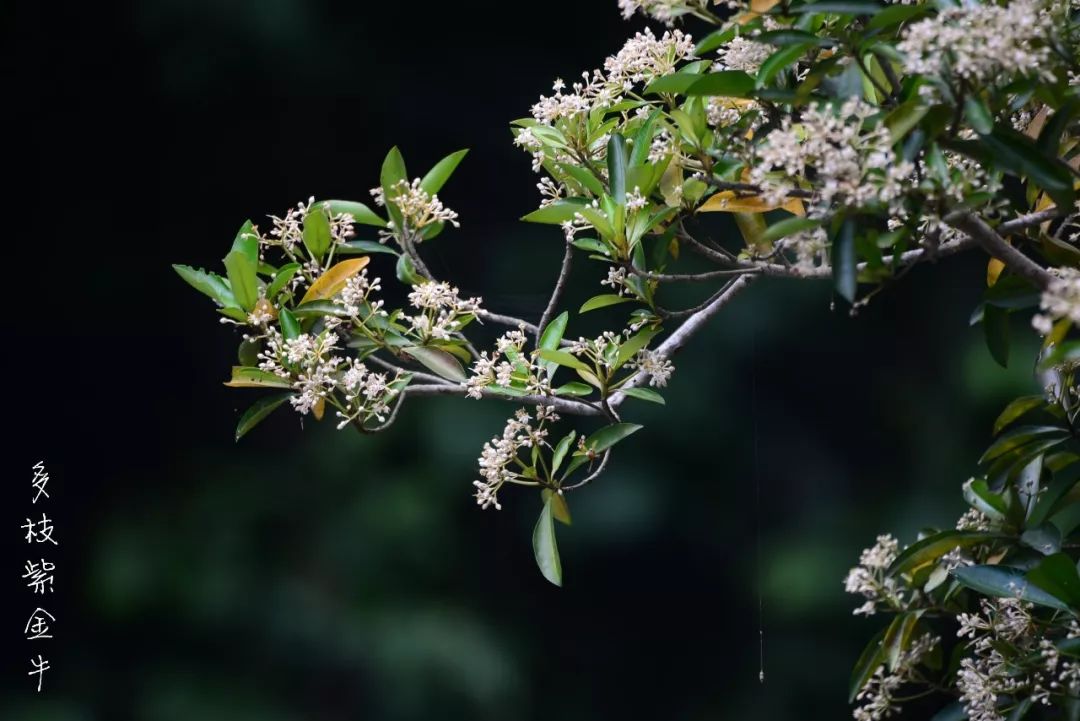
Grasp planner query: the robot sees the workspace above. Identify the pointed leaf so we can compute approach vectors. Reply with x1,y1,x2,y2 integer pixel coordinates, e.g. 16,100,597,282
420,149,468,195
321,199,387,228
300,257,371,304
403,346,467,383
533,497,563,587
235,392,293,441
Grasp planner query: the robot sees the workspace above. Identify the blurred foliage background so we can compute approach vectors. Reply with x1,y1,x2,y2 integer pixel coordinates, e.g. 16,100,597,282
2,1,1045,719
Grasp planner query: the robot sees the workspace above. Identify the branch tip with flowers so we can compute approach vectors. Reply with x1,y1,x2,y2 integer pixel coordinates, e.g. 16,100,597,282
178,0,1080,648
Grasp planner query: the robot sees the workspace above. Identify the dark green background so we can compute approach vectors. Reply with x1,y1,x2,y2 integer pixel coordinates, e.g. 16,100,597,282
4,1,1039,719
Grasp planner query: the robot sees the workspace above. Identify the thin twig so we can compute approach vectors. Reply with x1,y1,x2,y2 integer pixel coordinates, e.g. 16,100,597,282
561,449,611,491
367,355,452,386
626,263,754,283
404,383,603,416
536,240,575,345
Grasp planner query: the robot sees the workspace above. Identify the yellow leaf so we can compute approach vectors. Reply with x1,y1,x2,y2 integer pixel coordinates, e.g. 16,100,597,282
732,0,779,21
313,397,325,421
300,257,370,305
668,237,680,260
698,191,806,217
987,258,1005,287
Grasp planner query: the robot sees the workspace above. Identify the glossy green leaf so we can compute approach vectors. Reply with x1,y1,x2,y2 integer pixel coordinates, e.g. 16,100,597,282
643,73,703,96
952,565,1072,611
980,426,1069,464
554,382,594,397
964,96,994,135
551,430,577,475
380,146,408,191
522,199,588,224
396,253,425,286
761,217,822,245
756,44,812,89
887,530,1005,575
322,199,387,228
539,349,592,373
403,346,467,383
224,366,293,389
230,220,259,263
420,148,468,195
614,328,659,370
235,392,293,441
292,300,351,319
337,240,399,256
832,218,857,303
685,71,756,97
533,496,563,587
302,208,332,261
580,294,634,313
582,423,643,453
1020,524,1062,556
1027,552,1080,607
279,308,301,340
173,265,235,308
265,263,301,300
542,488,572,526
223,249,258,312
607,133,628,205
849,626,887,702
620,387,665,405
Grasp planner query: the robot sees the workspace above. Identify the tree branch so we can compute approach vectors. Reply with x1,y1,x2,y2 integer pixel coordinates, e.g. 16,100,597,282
404,383,602,416
536,240,575,344
945,211,1053,290
611,274,756,405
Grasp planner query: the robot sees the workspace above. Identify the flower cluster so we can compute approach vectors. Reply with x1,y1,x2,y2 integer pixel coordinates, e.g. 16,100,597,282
628,349,674,388
898,0,1057,85
854,634,940,721
261,197,355,253
371,179,460,239
259,330,343,415
529,28,694,127
334,358,400,430
777,226,828,273
465,328,553,400
337,269,387,318
617,0,712,24
474,405,559,510
1033,267,1080,335
843,534,906,617
751,98,914,215
400,280,482,343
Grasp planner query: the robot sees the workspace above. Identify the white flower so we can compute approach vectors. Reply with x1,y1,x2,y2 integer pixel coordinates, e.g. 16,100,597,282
617,0,711,24
1033,267,1080,334
715,35,772,74
631,349,674,388
898,0,1057,85
751,97,914,214
371,179,460,236
473,408,552,510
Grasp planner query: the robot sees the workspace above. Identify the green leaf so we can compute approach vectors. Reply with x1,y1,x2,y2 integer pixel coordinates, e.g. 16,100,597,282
538,349,592,373
983,303,1010,368
173,265,236,308
265,263,301,300
559,163,605,197
396,253,425,286
1027,552,1080,607
337,240,398,256
533,496,563,587
230,220,259,263
980,426,1069,464
403,346,467,383
540,311,569,352
980,127,1076,211
380,146,408,192
582,423,643,453
580,294,633,313
790,0,882,13
761,217,822,245
607,133,628,205
952,564,1072,611
1030,466,1080,527
866,3,928,30
224,366,293,389
614,328,659,370
964,96,994,135
884,100,929,143
1020,524,1062,556
542,488,572,526
643,73,704,96
279,308,301,340
849,626,887,702
993,395,1045,435
521,199,588,225
302,208,332,261
756,44,812,89
235,392,293,441
620,387,665,405
292,300,351,319
420,149,468,195
685,71,756,97
832,218,857,303
554,382,594,396
963,478,1009,521
551,431,577,475
887,530,1005,576
223,249,259,312
321,199,387,228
